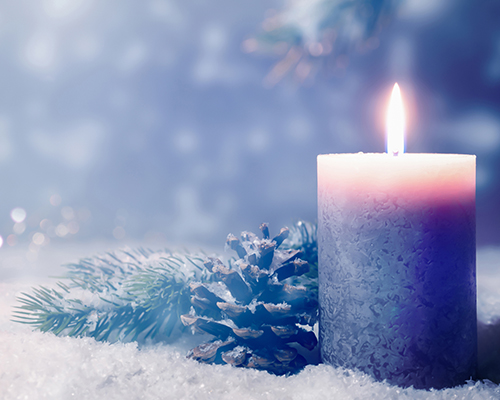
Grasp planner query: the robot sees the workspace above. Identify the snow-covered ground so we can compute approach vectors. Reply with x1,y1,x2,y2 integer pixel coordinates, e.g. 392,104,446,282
1,245,500,400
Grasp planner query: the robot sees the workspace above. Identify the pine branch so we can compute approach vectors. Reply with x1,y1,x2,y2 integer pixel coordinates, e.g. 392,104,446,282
12,248,207,342
248,0,402,84
282,221,318,294
258,0,400,49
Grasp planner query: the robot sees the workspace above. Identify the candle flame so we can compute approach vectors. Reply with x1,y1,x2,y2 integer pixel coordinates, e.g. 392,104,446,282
386,83,405,156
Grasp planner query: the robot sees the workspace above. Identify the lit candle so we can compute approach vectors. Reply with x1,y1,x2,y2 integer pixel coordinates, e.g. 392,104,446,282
317,84,476,389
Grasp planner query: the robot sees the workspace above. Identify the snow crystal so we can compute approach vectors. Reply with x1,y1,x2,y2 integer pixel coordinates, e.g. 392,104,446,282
268,302,291,310
205,281,236,304
246,298,264,313
223,345,248,358
1,328,499,400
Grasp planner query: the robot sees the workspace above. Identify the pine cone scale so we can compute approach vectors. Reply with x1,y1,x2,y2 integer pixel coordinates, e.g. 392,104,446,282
233,328,264,340
221,346,248,366
212,264,253,304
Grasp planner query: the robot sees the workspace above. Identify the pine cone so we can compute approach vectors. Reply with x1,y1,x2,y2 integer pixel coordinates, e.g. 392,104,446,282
181,224,318,375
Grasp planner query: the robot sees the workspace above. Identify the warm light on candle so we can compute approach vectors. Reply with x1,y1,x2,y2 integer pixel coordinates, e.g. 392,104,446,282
386,83,405,156
318,82,477,389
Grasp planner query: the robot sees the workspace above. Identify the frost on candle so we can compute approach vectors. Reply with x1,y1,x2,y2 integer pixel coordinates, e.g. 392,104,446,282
317,85,476,389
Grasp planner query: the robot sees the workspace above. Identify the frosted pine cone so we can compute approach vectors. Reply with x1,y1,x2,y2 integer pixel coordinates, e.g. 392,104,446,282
181,224,318,375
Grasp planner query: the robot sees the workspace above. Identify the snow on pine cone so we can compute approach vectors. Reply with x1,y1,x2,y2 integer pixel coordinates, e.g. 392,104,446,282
181,223,318,375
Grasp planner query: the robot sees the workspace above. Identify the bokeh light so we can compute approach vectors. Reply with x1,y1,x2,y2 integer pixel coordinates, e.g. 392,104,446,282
13,223,26,235
10,208,27,224
6,234,17,246
32,232,46,246
50,194,62,207
55,224,69,238
61,207,75,221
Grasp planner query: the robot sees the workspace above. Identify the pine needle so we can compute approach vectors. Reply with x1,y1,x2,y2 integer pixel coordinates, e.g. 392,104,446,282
12,247,206,342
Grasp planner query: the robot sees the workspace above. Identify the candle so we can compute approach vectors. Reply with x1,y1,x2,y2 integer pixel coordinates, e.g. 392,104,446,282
317,84,476,389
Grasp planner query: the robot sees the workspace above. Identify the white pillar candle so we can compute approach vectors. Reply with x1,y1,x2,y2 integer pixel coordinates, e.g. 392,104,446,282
317,85,476,389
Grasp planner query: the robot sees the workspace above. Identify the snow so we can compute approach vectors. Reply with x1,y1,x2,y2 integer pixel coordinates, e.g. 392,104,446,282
1,245,500,399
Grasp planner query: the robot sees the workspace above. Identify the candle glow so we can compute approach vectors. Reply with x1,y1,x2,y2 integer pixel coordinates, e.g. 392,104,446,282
386,83,405,155
317,83,476,389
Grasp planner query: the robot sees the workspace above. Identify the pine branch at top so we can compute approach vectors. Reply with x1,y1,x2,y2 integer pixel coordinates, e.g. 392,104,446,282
246,0,402,84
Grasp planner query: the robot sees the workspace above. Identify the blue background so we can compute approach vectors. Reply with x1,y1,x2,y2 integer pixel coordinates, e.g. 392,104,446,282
0,0,499,249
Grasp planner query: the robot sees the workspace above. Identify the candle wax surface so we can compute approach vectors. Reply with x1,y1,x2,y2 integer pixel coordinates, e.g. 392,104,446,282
317,153,476,389
318,153,475,204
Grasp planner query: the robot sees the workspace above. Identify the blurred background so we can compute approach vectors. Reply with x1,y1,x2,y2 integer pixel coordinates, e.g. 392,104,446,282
0,0,499,258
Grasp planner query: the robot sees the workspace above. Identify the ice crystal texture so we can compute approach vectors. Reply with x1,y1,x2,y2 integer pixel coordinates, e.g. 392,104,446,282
318,185,476,389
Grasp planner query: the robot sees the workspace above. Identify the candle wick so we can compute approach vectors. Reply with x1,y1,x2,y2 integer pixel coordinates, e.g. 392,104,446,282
391,151,400,157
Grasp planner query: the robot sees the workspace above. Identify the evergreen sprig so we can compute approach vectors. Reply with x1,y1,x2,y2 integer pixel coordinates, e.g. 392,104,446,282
282,220,318,294
13,248,206,342
13,221,319,343
248,0,402,84
257,0,400,51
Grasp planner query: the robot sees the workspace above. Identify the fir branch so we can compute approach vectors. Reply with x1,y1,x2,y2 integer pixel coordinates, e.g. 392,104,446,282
258,0,400,51
249,0,402,84
282,221,318,294
12,248,206,342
